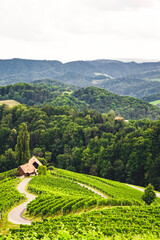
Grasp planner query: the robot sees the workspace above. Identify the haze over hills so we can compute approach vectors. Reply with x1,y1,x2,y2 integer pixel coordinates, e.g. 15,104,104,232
1,58,160,99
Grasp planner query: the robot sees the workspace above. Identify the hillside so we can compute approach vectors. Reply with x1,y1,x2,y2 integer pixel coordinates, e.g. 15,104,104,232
1,168,160,239
1,58,160,99
73,87,160,120
0,100,20,108
96,76,160,98
0,81,160,120
142,92,160,106
1,102,160,190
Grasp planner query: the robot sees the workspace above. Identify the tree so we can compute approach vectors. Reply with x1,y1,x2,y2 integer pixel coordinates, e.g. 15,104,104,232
38,165,47,175
15,123,30,165
142,184,156,205
0,148,16,172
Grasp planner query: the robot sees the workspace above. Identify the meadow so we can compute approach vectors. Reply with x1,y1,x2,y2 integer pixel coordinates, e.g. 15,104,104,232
150,99,160,106
0,100,20,107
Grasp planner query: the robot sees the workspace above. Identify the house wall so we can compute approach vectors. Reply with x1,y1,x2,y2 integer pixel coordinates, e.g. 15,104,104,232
17,167,25,176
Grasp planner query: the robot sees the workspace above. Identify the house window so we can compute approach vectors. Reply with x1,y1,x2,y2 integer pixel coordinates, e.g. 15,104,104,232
33,162,39,169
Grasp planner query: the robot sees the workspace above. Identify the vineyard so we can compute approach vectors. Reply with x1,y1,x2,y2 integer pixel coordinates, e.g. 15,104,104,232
8,206,160,239
28,175,98,197
51,168,155,203
0,169,18,181
27,175,101,217
0,178,24,219
1,168,160,239
26,173,144,218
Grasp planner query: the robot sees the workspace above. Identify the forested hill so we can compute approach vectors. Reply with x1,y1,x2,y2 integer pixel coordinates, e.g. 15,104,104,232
1,102,160,190
0,81,160,120
1,58,160,99
73,87,160,120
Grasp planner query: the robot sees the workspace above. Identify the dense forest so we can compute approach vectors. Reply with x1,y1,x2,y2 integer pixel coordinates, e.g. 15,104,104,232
1,102,160,191
0,81,160,120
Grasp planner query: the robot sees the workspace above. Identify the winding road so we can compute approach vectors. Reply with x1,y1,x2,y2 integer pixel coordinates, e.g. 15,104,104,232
8,177,160,226
77,182,108,199
8,178,35,225
126,184,160,198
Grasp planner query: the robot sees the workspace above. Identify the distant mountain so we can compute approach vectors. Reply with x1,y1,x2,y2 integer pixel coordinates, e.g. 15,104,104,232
1,58,160,98
114,58,160,63
142,92,160,103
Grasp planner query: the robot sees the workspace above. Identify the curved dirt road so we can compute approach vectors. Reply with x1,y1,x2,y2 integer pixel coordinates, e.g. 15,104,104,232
8,178,36,225
126,184,160,198
77,182,108,199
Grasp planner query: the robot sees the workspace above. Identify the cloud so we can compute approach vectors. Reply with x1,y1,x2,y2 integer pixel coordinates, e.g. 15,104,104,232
0,0,159,42
0,0,160,61
81,0,157,11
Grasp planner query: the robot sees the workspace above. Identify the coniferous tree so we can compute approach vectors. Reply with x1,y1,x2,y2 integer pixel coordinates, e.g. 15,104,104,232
15,123,30,165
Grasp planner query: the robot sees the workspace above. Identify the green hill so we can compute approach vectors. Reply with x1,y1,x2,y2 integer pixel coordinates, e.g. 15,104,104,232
1,168,160,239
1,96,160,189
0,81,160,120
1,58,160,99
73,86,160,120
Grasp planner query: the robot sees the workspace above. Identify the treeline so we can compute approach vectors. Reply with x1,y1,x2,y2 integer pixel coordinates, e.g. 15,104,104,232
0,81,160,120
1,103,160,190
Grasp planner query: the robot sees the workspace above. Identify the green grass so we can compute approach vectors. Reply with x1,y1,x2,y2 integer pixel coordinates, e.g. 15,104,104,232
150,78,160,82
150,99,160,105
0,100,20,107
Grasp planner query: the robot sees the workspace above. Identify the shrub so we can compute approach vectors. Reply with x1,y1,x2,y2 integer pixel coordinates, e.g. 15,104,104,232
142,184,156,205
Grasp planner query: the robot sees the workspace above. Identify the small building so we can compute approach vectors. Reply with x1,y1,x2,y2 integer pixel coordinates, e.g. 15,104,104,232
115,117,124,121
17,156,42,177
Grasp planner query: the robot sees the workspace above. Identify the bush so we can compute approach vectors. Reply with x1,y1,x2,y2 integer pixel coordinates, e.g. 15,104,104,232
38,165,47,175
142,184,156,205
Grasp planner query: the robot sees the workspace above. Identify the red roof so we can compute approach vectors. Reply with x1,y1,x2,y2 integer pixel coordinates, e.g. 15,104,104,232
29,156,42,166
19,156,42,174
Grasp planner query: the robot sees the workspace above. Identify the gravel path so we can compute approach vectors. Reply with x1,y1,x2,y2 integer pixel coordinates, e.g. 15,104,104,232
8,178,36,225
126,184,160,198
77,182,108,198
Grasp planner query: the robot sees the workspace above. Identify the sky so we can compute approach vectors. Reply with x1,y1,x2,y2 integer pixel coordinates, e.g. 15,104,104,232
0,0,160,62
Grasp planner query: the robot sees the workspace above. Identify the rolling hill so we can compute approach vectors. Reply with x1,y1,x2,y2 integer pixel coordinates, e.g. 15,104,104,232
0,81,160,120
72,87,160,120
1,58,160,99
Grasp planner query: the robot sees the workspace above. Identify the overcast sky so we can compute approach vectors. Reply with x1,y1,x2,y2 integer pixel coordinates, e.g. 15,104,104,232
0,0,160,62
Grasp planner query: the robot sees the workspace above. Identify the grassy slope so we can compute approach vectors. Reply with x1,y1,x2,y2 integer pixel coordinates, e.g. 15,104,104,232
0,100,20,107
150,99,160,105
